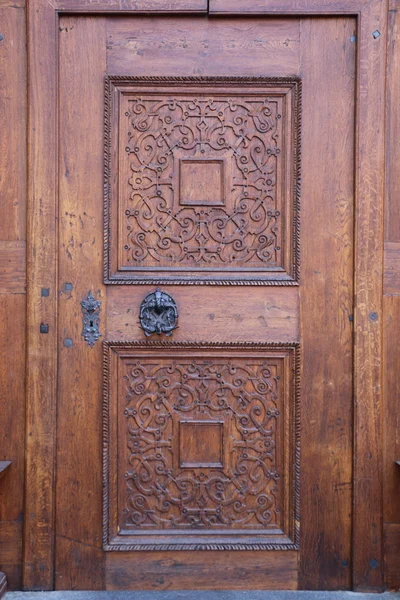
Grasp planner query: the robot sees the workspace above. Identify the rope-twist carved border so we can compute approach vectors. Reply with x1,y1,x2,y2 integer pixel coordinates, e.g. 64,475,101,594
103,76,302,286
103,340,300,551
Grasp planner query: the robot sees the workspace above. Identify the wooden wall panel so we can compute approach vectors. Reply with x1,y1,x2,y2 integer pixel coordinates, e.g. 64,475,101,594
299,17,355,590
106,551,298,590
55,16,107,590
383,6,400,592
383,295,400,590
0,2,26,592
385,9,400,243
107,17,300,76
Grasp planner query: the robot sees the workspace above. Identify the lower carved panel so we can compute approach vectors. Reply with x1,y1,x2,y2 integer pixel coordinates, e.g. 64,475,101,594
104,341,299,550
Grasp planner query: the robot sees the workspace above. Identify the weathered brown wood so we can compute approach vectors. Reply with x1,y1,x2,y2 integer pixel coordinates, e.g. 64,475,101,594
106,76,300,285
23,0,57,590
0,5,27,591
298,17,355,591
384,523,400,590
0,6,26,241
56,0,207,12
106,17,300,76
0,296,25,590
22,0,390,593
55,16,107,590
107,286,299,342
385,8,400,242
0,242,26,294
384,242,400,294
352,0,387,591
55,537,104,591
106,550,298,590
0,522,22,589
209,0,366,14
104,342,299,551
383,295,400,525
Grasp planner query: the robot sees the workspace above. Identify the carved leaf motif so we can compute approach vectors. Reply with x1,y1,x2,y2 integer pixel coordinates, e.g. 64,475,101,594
123,94,282,268
122,358,282,530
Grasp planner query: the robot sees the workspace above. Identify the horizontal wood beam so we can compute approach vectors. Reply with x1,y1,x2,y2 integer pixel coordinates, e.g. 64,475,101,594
208,0,367,15
55,0,207,12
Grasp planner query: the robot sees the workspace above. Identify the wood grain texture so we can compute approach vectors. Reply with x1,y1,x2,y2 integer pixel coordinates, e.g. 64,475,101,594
384,523,400,590
385,9,400,242
23,0,57,590
0,4,27,591
106,17,300,77
107,286,299,342
383,296,400,525
104,342,299,551
0,522,22,589
0,242,26,294
384,242,400,294
352,0,388,591
105,550,298,590
55,537,104,591
299,17,355,590
105,76,300,285
55,16,107,591
209,0,367,14
0,296,25,590
56,0,207,12
0,5,26,241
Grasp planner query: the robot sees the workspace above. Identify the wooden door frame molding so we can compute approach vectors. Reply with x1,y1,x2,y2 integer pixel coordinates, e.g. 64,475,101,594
25,0,387,592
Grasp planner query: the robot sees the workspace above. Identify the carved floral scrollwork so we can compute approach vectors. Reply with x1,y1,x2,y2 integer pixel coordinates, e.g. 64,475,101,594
122,358,282,530
123,94,282,268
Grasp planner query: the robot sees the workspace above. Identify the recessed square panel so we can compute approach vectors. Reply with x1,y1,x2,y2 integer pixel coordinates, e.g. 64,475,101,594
179,160,225,206
179,420,224,468
105,76,301,284
103,342,300,551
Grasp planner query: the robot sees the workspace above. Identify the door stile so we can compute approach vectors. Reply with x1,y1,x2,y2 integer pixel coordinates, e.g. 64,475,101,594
24,0,58,590
352,0,388,591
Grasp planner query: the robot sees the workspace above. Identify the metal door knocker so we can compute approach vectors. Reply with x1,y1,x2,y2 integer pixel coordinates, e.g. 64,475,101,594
139,288,178,337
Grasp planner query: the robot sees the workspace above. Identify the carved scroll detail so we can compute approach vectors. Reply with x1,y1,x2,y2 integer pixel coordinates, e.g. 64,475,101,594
103,341,300,551
104,77,301,285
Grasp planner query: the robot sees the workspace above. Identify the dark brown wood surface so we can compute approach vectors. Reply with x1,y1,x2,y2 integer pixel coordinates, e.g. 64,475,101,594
382,5,400,591
53,11,356,591
299,16,355,590
0,0,394,593
0,0,26,590
24,0,58,589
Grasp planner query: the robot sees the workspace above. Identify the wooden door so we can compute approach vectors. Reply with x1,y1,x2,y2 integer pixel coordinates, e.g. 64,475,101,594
53,13,357,590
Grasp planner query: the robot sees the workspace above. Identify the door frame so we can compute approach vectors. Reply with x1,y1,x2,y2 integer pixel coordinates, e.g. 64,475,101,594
24,0,387,591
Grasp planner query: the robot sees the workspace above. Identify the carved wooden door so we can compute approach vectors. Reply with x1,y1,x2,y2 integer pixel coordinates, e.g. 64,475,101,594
56,14,355,590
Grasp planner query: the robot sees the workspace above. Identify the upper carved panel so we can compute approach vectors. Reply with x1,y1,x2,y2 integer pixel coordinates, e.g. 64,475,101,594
104,77,301,285
103,341,300,550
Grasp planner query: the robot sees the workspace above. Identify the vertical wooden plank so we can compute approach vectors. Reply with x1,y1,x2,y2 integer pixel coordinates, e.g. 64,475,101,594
383,295,400,525
0,4,26,241
353,0,388,592
0,2,27,590
55,15,106,590
299,17,355,590
385,9,400,242
23,0,57,590
383,295,400,590
0,297,26,589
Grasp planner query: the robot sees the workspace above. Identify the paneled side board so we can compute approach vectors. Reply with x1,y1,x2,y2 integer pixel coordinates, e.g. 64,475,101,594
0,0,27,591
383,5,400,590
